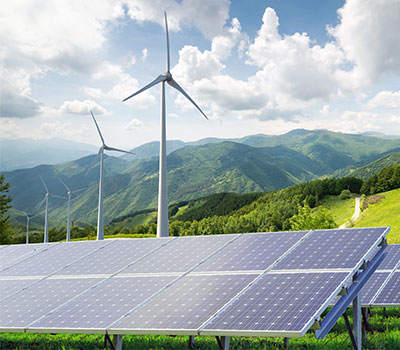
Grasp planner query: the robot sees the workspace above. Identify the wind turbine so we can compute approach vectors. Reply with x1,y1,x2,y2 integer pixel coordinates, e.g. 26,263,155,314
123,12,208,237
89,110,134,240
59,178,86,242
39,176,65,243
24,212,40,244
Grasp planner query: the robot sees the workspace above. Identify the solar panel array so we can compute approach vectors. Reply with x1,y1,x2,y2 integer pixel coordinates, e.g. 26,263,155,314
0,227,388,338
361,244,400,307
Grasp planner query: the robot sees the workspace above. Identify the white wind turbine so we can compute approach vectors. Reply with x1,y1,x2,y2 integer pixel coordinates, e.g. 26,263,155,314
123,12,208,237
89,110,134,240
59,178,86,242
39,176,65,243
24,212,40,244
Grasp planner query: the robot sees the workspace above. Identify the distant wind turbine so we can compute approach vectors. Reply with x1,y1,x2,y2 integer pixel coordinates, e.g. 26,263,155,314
59,178,86,242
39,176,65,243
123,12,208,237
89,110,134,240
24,212,40,244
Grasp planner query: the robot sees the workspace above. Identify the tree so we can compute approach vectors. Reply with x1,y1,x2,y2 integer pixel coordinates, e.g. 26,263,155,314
289,202,336,231
0,175,13,244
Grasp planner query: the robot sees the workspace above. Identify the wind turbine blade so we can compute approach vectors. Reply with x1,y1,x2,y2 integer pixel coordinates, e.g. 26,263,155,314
71,187,87,194
40,176,49,193
36,197,46,210
123,74,166,102
167,78,209,120
164,11,170,72
58,177,70,192
49,194,67,200
90,110,106,146
105,146,135,155
85,148,102,176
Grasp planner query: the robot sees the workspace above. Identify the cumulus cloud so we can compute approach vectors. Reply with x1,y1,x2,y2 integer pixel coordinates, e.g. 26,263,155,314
83,87,106,99
0,89,41,118
329,0,400,88
60,100,108,115
366,90,400,110
124,118,143,130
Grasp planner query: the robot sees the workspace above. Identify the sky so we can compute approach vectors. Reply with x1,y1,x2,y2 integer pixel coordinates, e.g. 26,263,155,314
1,0,400,150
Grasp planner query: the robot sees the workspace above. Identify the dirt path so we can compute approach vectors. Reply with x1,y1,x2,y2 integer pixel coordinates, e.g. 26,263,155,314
339,196,361,229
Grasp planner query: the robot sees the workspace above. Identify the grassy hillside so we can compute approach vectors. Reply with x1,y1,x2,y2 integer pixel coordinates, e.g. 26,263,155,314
354,188,400,243
319,195,356,227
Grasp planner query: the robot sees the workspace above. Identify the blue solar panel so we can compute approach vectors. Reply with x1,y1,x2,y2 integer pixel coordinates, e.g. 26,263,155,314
111,274,257,333
119,234,236,274
0,278,41,301
202,272,348,335
193,231,307,272
373,271,400,306
376,244,400,270
0,277,101,329
272,228,387,270
0,241,109,277
29,275,176,331
55,238,171,276
361,272,390,305
0,243,54,271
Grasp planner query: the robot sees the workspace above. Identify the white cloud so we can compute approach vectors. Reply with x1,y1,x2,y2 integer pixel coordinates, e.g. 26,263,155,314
125,118,143,130
366,90,400,110
83,87,106,99
328,0,400,88
142,48,148,61
125,0,230,39
60,100,108,115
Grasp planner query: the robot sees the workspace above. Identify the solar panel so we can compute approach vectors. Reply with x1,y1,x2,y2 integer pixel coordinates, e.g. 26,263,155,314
201,272,348,336
0,277,101,330
272,228,387,270
193,231,307,272
55,238,172,276
0,243,55,271
375,244,400,270
0,278,41,301
361,272,391,305
28,275,176,332
0,241,110,277
119,234,236,274
373,271,400,306
110,274,257,334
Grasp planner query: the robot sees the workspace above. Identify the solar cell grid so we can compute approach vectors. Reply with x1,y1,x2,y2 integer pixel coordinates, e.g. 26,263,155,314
119,234,236,274
361,272,390,305
111,274,257,332
0,243,54,271
55,238,171,276
0,241,109,277
193,231,307,272
373,271,400,306
202,272,348,335
375,244,400,270
272,228,387,270
0,277,101,329
0,278,41,301
29,275,176,331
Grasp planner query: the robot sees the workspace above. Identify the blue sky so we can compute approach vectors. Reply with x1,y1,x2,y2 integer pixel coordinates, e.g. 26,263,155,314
1,0,400,150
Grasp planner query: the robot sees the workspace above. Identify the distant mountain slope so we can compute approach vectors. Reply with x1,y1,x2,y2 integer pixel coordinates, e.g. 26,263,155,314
0,138,98,171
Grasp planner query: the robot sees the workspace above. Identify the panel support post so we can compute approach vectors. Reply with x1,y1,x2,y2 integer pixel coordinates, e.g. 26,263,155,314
352,293,361,350
362,307,369,342
188,335,195,349
112,334,123,350
222,336,230,350
284,337,289,349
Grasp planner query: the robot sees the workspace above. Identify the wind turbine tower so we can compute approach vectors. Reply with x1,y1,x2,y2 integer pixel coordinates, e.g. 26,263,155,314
59,178,86,242
123,12,208,237
90,111,134,240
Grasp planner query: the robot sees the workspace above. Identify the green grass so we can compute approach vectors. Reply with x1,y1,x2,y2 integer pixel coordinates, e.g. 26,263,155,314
354,188,400,244
0,308,399,349
71,233,156,241
319,195,356,227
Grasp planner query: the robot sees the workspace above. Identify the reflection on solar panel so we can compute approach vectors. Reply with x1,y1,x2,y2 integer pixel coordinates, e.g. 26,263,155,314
272,228,384,270
202,272,348,336
111,274,257,333
29,276,176,332
120,234,236,274
193,231,307,272
0,241,109,277
0,227,388,342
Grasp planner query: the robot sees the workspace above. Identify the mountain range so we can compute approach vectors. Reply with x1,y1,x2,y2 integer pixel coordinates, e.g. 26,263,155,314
4,129,400,227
